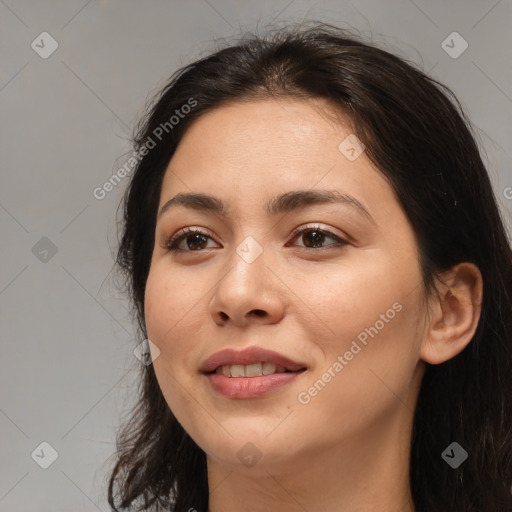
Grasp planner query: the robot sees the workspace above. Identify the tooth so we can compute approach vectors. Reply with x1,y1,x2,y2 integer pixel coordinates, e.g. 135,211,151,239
213,362,290,378
245,363,263,377
230,364,245,378
262,362,277,375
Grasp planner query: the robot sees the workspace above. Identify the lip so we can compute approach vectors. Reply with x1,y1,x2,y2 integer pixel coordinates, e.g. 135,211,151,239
200,347,308,399
205,372,305,399
199,346,307,374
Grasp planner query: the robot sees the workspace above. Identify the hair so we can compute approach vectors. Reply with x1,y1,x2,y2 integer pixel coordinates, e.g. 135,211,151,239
107,21,512,512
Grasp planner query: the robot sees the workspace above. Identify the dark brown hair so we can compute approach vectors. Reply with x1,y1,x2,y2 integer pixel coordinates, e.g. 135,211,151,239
108,22,512,511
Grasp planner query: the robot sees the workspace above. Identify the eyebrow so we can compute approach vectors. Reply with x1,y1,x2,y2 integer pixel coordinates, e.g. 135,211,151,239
157,189,375,224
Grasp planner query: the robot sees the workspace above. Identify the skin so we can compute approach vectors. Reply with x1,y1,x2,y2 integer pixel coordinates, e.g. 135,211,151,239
144,98,483,512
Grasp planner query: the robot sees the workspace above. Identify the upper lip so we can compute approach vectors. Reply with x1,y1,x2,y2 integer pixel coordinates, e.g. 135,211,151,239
200,347,307,374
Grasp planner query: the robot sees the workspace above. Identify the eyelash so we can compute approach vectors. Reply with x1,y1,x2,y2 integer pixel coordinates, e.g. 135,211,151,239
164,225,348,252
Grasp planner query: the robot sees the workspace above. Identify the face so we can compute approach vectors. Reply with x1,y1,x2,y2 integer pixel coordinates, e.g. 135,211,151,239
144,98,428,475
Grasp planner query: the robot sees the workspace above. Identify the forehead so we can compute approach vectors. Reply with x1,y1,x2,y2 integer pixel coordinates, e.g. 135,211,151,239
172,97,354,161
160,98,393,221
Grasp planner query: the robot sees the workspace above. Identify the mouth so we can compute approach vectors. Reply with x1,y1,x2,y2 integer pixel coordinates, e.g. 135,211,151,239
209,362,307,378
200,346,308,399
200,346,308,376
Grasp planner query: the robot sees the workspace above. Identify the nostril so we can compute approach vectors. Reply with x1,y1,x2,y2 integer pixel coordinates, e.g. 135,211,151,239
219,312,229,320
252,309,266,317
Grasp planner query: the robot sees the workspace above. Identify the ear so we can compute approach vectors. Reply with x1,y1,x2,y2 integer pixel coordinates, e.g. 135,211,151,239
420,262,483,365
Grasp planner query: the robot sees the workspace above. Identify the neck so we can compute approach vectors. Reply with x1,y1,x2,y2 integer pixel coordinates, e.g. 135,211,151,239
206,401,416,512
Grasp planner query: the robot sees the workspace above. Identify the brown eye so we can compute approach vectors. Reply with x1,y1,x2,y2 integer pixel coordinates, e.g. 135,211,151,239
165,228,219,252
290,226,348,249
301,229,326,248
182,233,209,250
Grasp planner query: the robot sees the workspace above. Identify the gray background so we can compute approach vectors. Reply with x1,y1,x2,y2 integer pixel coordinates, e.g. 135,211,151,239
1,1,511,510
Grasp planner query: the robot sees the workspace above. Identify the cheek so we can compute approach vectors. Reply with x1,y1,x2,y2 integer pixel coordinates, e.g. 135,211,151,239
144,276,194,416
290,260,422,394
144,264,205,343
144,264,213,390
290,298,421,445
144,267,209,424
288,262,404,347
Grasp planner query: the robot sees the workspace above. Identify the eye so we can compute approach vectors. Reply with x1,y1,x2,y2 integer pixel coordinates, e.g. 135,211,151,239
164,224,348,253
288,225,348,250
164,227,220,252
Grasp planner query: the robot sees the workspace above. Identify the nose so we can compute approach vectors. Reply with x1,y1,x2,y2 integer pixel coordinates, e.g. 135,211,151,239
208,244,286,327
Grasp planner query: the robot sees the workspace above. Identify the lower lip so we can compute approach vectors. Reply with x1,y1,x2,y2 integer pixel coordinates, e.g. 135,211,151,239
205,371,304,399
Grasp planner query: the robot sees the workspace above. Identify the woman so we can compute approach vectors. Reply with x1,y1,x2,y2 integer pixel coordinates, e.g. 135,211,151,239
107,22,512,512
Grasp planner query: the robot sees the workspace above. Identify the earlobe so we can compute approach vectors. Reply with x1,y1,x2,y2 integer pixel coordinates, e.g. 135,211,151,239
420,263,483,365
